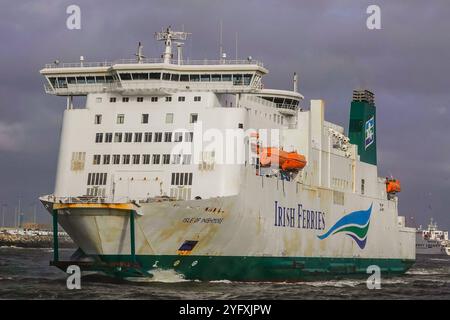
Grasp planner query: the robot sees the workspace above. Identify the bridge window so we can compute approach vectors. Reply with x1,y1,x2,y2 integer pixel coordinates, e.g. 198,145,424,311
120,73,132,81
243,74,252,85
222,74,232,82
189,74,200,82
95,76,105,83
67,77,76,84
132,73,148,80
149,72,161,80
200,74,210,82
171,74,180,81
105,76,113,83
76,76,86,84
86,76,95,84
180,74,189,82
233,74,243,85
162,73,171,80
211,74,221,82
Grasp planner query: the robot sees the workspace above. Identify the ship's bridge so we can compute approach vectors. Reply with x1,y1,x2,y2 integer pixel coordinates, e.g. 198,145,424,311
247,89,303,116
40,27,270,96
40,59,267,96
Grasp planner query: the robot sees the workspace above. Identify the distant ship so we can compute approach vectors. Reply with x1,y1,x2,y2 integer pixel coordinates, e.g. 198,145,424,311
416,218,450,256
39,27,415,281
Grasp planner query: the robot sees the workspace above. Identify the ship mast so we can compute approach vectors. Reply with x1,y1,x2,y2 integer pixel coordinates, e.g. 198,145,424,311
155,26,190,64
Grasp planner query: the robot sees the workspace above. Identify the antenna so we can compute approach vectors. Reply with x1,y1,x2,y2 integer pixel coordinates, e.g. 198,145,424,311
155,26,191,64
175,42,184,65
235,32,238,60
135,41,146,63
219,20,223,61
293,72,298,92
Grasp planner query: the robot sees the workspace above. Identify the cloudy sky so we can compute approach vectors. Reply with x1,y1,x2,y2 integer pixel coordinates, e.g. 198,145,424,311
0,0,449,229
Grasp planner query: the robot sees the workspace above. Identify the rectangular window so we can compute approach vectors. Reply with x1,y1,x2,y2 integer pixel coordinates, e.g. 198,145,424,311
165,113,174,124
185,132,193,142
200,74,210,82
171,74,180,81
162,73,171,81
165,96,172,102
211,74,221,82
104,132,111,143
164,132,172,142
149,72,161,80
180,74,189,82
154,132,162,142
178,96,185,102
142,114,149,124
125,132,133,143
96,97,102,103
134,132,142,142
144,132,152,142
95,133,103,143
122,97,129,103
222,74,232,82
95,114,102,124
190,74,200,82
194,96,201,102
110,97,116,103
152,154,160,164
172,154,181,165
190,113,198,123
122,154,130,164
170,172,193,185
174,132,183,142
114,132,122,143
162,154,170,164
361,179,365,195
182,154,192,165
132,154,140,165
151,97,158,102
137,97,144,102
113,154,120,164
143,154,151,164
117,114,125,124
103,155,110,165
93,155,101,165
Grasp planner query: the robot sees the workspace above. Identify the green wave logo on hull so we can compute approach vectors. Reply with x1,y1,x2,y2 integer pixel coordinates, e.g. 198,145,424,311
317,204,372,249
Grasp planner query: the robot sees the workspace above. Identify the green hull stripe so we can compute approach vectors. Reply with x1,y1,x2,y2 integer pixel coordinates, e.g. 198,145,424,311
96,254,415,281
333,223,370,239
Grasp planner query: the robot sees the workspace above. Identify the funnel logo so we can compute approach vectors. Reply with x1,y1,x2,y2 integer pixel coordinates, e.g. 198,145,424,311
317,204,372,249
365,116,375,149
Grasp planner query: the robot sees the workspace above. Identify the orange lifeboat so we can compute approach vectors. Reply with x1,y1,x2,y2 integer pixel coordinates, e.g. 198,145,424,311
386,178,401,193
260,147,307,171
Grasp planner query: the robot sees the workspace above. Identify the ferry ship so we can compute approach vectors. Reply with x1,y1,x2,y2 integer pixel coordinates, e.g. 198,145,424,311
416,218,450,256
39,27,415,281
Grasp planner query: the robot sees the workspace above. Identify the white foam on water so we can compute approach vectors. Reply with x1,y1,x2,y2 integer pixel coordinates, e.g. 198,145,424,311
209,280,233,284
303,280,363,288
406,268,442,275
125,268,191,283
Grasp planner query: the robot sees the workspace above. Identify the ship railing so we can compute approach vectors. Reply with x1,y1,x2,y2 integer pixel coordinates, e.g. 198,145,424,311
245,95,299,112
44,58,264,69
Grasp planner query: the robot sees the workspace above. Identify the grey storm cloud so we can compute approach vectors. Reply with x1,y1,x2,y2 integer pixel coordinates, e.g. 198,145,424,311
0,0,449,229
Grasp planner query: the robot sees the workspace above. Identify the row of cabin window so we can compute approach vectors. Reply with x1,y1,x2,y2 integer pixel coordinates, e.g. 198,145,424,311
92,154,192,165
95,113,198,125
87,172,107,186
95,131,193,143
119,73,253,85
171,172,193,186
49,73,252,88
101,96,200,104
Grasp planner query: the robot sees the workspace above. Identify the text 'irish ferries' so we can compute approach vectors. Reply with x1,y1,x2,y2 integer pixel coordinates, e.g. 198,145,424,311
274,201,326,230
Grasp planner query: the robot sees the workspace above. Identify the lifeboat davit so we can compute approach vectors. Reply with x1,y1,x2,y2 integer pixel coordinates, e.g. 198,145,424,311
386,178,401,193
259,147,307,171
